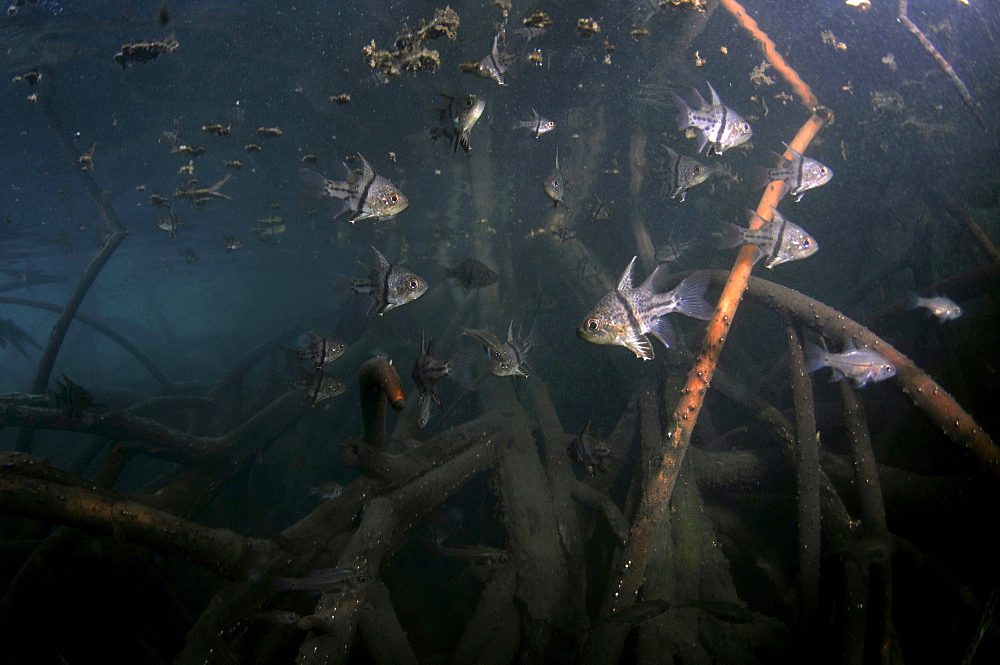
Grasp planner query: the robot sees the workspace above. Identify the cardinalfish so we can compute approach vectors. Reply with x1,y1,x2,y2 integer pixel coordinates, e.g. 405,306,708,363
512,108,555,138
717,208,818,269
299,154,408,222
344,246,429,316
907,294,962,322
577,259,714,360
294,371,346,407
287,332,347,371
445,257,497,290
310,480,345,500
468,26,544,85
671,81,752,155
411,331,478,428
648,145,711,202
752,142,833,202
463,321,536,378
566,423,615,476
543,148,568,209
804,338,896,388
429,94,486,153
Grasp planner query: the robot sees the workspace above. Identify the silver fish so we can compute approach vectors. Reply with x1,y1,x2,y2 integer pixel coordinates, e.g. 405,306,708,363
648,145,711,202
253,610,302,626
671,81,752,155
577,259,714,360
543,148,568,209
655,238,693,263
907,294,962,322
464,321,535,378
299,154,408,222
718,208,818,269
156,212,181,237
804,339,896,388
430,93,486,153
474,27,542,85
752,142,833,202
269,568,370,594
294,371,346,407
411,331,476,428
513,108,555,138
566,423,615,476
310,480,345,500
290,332,347,370
349,246,428,315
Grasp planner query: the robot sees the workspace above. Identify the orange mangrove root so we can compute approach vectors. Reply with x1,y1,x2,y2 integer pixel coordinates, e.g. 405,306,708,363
359,356,406,447
718,0,819,110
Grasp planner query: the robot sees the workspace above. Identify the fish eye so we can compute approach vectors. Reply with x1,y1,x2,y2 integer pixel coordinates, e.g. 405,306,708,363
740,123,750,133
464,98,474,107
388,194,399,204
492,350,502,359
586,319,600,331
802,239,811,248
819,167,828,175
357,574,370,584
407,279,419,290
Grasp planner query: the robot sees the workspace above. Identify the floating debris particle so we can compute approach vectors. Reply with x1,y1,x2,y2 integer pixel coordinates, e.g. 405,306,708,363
114,36,179,68
871,90,904,113
881,53,897,71
631,26,649,42
171,144,206,157
845,0,871,10
225,159,243,169
245,143,262,153
78,144,95,171
362,7,459,81
329,93,351,104
257,126,283,139
178,160,194,176
12,69,41,86
150,192,171,208
523,10,552,29
577,18,600,38
694,51,706,67
201,122,231,136
301,154,319,164
820,30,847,52
750,60,775,86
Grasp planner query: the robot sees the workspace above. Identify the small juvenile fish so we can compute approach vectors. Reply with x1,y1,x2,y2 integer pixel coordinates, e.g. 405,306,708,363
445,257,497,290
299,154,408,222
348,246,429,315
464,321,535,378
294,371,346,407
543,148,568,209
655,239,693,263
310,480,345,500
804,339,896,388
566,423,615,476
290,332,347,370
411,332,478,428
671,81,752,155
718,208,818,269
907,294,962,322
220,235,243,253
156,212,181,237
752,142,833,202
253,610,302,626
512,108,555,138
472,27,542,85
648,145,710,202
577,259,714,360
429,94,486,153
269,568,369,594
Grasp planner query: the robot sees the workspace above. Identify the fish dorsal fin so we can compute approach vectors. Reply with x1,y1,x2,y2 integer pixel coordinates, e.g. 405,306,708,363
617,256,638,292
639,264,671,293
690,88,708,110
781,141,803,162
768,206,789,226
554,147,560,171
705,81,722,107
419,330,427,354
357,153,376,180
842,336,857,353
371,246,391,273
507,320,516,343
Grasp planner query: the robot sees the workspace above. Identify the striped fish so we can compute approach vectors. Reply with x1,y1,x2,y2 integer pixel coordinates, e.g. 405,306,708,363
718,207,818,269
299,154,408,222
648,145,710,202
429,94,485,153
464,321,535,377
752,142,833,201
577,259,714,360
671,81,752,155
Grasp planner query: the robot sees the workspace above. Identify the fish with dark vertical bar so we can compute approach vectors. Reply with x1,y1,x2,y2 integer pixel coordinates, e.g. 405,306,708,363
411,331,477,428
512,108,555,138
288,332,347,370
577,259,714,360
464,321,535,377
470,26,543,85
671,81,752,155
752,142,832,201
804,339,896,388
294,371,346,406
566,423,615,476
299,154,408,222
648,145,710,202
429,94,486,153
717,207,818,269
348,246,428,315
543,148,568,209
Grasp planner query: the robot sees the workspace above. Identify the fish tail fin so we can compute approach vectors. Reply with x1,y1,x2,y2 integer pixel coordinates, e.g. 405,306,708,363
717,222,747,250
329,273,355,303
671,270,714,320
905,292,922,310
448,345,482,392
417,393,432,428
670,91,691,131
299,168,331,199
750,166,773,191
803,342,827,374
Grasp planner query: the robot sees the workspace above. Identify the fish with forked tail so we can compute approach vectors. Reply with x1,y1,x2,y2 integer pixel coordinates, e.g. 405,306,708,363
804,338,896,388
577,260,714,360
